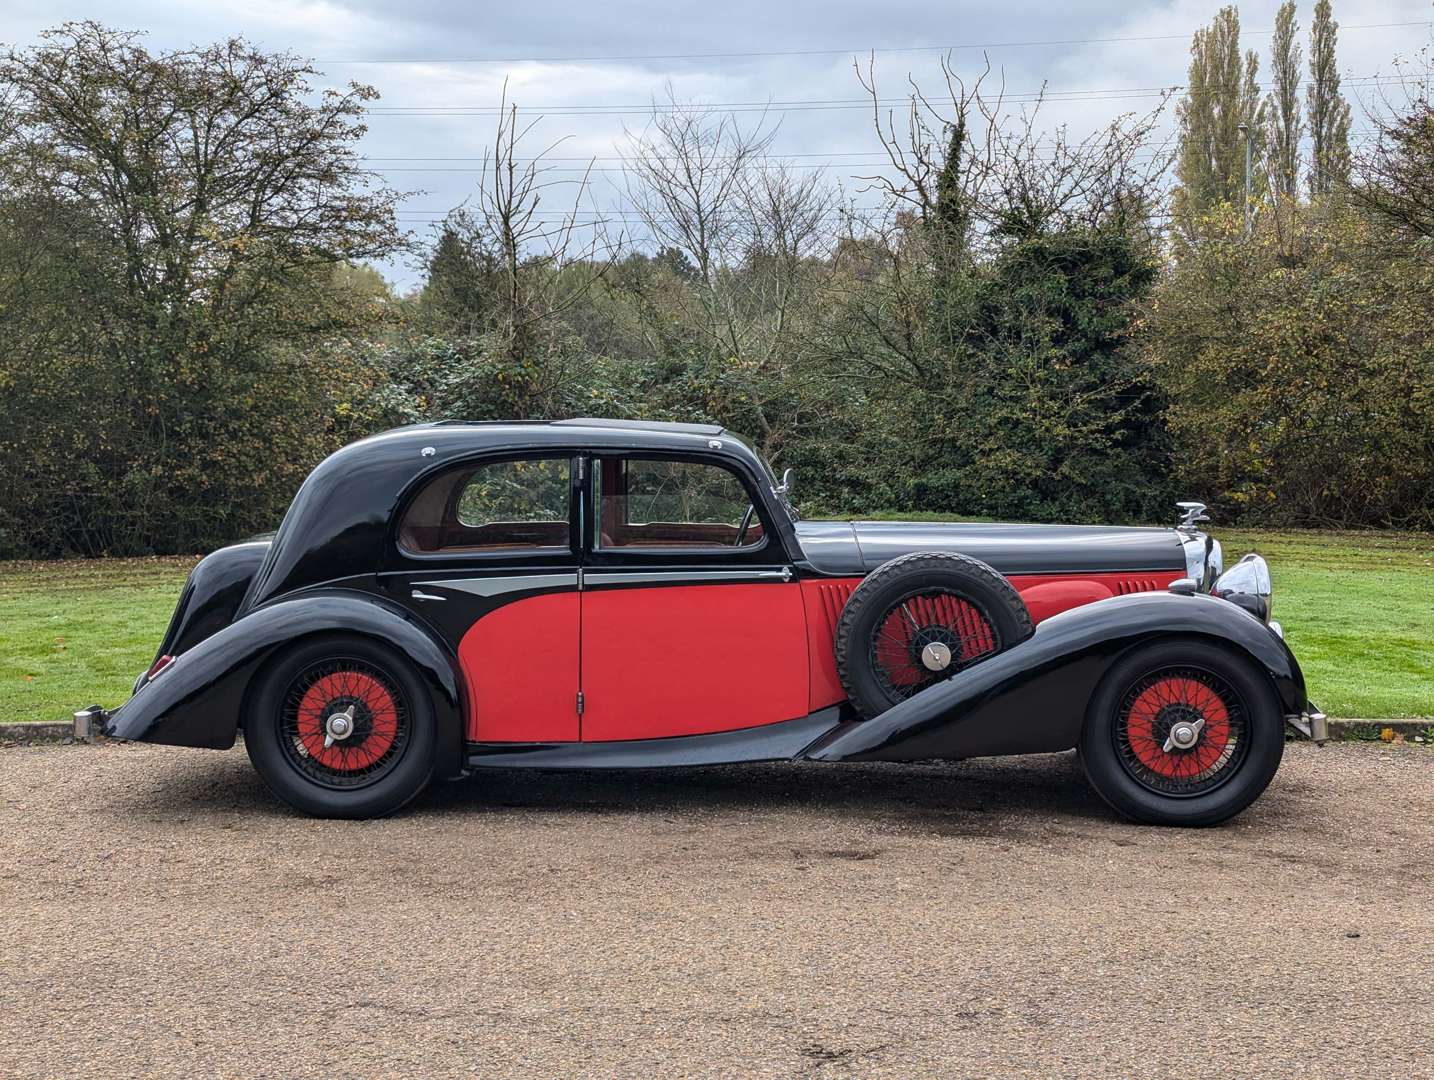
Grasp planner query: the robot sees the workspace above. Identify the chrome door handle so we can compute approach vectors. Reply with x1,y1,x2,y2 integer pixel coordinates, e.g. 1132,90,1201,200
411,590,446,601
756,566,795,582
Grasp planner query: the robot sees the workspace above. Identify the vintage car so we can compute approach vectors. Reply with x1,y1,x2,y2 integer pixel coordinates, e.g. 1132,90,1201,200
82,418,1326,824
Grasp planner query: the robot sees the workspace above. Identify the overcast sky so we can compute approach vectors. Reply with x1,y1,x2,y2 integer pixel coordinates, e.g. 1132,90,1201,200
3,0,1430,287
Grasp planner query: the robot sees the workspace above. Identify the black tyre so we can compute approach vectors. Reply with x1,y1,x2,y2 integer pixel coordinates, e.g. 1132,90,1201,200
834,552,1033,719
1078,639,1285,827
244,635,436,818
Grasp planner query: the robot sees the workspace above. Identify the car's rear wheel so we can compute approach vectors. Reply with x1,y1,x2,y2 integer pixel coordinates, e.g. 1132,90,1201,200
1079,640,1285,826
834,552,1034,719
244,635,436,818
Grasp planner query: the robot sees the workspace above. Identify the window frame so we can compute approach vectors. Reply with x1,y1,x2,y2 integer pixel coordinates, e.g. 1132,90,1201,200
582,450,780,564
391,451,582,565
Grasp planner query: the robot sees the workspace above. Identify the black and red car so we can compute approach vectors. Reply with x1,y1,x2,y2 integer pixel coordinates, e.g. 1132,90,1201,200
86,418,1326,824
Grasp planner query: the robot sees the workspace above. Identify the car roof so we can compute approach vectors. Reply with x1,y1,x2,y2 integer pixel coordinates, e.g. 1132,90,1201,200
551,417,726,437
415,417,729,444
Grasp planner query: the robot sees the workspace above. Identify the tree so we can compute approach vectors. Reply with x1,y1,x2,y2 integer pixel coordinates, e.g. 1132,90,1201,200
621,93,835,455
903,226,1173,523
0,23,405,555
417,223,499,335
1307,0,1352,196
370,85,622,427
827,58,1176,522
1173,6,1264,232
1354,79,1434,239
0,23,400,320
1145,202,1434,528
1264,1,1303,200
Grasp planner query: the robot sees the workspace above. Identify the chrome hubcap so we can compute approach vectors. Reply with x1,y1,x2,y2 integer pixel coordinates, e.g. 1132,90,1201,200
1163,717,1205,752
323,705,356,749
920,641,953,672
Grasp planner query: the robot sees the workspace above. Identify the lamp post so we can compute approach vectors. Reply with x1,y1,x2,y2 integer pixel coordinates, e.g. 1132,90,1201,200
1237,122,1252,238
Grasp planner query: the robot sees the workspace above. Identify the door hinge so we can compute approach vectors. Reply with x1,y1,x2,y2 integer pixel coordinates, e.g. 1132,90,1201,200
576,691,585,715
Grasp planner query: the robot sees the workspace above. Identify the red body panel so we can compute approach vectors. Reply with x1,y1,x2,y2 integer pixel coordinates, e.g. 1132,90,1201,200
459,569,1181,743
800,570,1183,711
460,592,580,742
580,583,809,741
1012,571,1181,622
800,579,861,712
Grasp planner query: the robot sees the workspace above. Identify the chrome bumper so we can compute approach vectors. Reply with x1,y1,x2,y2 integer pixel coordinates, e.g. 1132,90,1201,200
1285,705,1330,745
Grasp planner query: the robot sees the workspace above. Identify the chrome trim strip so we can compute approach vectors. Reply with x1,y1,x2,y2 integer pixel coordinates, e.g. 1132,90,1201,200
584,569,794,587
425,573,580,597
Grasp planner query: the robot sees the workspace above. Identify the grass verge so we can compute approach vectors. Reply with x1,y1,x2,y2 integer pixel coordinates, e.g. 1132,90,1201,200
1,557,198,725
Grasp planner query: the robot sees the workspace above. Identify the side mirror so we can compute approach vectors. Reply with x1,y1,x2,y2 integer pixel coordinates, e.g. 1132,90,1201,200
776,467,795,495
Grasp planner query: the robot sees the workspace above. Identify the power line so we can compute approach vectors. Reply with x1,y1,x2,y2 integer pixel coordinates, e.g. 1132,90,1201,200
315,20,1430,65
356,74,1423,118
361,130,1382,164
364,136,1380,173
362,152,893,161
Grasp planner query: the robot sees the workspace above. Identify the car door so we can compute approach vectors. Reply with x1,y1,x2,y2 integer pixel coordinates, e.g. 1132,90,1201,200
579,452,810,741
385,453,582,743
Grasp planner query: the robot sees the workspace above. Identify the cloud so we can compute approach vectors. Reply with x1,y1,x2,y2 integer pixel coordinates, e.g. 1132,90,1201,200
4,0,1430,285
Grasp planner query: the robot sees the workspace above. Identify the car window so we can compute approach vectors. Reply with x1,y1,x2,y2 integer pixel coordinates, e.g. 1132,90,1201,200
400,457,571,554
596,458,763,550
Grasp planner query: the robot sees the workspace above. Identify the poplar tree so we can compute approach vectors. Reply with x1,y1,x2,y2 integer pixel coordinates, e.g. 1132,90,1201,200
1173,6,1264,231
1264,1,1303,199
1307,0,1352,195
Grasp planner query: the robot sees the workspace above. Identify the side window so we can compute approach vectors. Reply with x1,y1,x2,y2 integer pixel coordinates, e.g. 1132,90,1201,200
400,457,571,555
596,458,764,550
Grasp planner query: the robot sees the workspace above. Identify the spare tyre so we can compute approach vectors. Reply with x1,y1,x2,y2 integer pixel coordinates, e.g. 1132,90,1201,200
834,551,1034,719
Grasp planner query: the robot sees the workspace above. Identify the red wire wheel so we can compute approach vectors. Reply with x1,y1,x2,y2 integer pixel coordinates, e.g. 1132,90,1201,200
278,659,411,789
1112,666,1250,796
868,588,1001,702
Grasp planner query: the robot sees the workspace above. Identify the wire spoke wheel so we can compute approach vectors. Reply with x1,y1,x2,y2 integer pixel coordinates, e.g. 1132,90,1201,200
867,587,1002,704
277,657,411,790
1112,666,1249,797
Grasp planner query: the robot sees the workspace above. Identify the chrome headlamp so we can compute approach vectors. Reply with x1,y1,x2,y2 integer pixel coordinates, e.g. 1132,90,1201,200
1213,553,1272,622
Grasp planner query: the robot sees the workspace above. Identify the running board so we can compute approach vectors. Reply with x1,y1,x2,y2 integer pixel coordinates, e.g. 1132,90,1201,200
464,708,852,769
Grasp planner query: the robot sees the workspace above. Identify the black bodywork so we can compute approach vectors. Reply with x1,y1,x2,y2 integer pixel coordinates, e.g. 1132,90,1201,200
104,418,1308,774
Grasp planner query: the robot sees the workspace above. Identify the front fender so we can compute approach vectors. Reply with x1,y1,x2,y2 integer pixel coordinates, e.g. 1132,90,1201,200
105,590,467,778
802,591,1306,763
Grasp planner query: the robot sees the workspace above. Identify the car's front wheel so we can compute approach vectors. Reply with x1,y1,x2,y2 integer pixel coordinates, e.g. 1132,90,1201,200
1079,639,1285,826
244,634,436,818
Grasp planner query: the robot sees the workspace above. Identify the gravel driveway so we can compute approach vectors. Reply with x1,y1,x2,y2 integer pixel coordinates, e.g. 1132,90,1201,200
2,740,1431,1078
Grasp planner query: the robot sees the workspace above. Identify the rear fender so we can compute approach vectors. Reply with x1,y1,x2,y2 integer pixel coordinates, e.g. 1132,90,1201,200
802,592,1306,762
143,540,271,686
105,590,467,778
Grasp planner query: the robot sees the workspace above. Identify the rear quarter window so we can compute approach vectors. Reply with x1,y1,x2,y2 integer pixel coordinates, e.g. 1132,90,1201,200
400,457,571,554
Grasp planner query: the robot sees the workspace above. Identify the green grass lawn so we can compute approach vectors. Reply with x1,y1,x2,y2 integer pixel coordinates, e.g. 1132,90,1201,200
1218,529,1433,719
1,556,199,726
0,529,1430,723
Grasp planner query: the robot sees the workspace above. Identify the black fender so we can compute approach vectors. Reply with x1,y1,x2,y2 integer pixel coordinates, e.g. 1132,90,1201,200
104,589,467,778
143,541,272,688
801,591,1307,763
